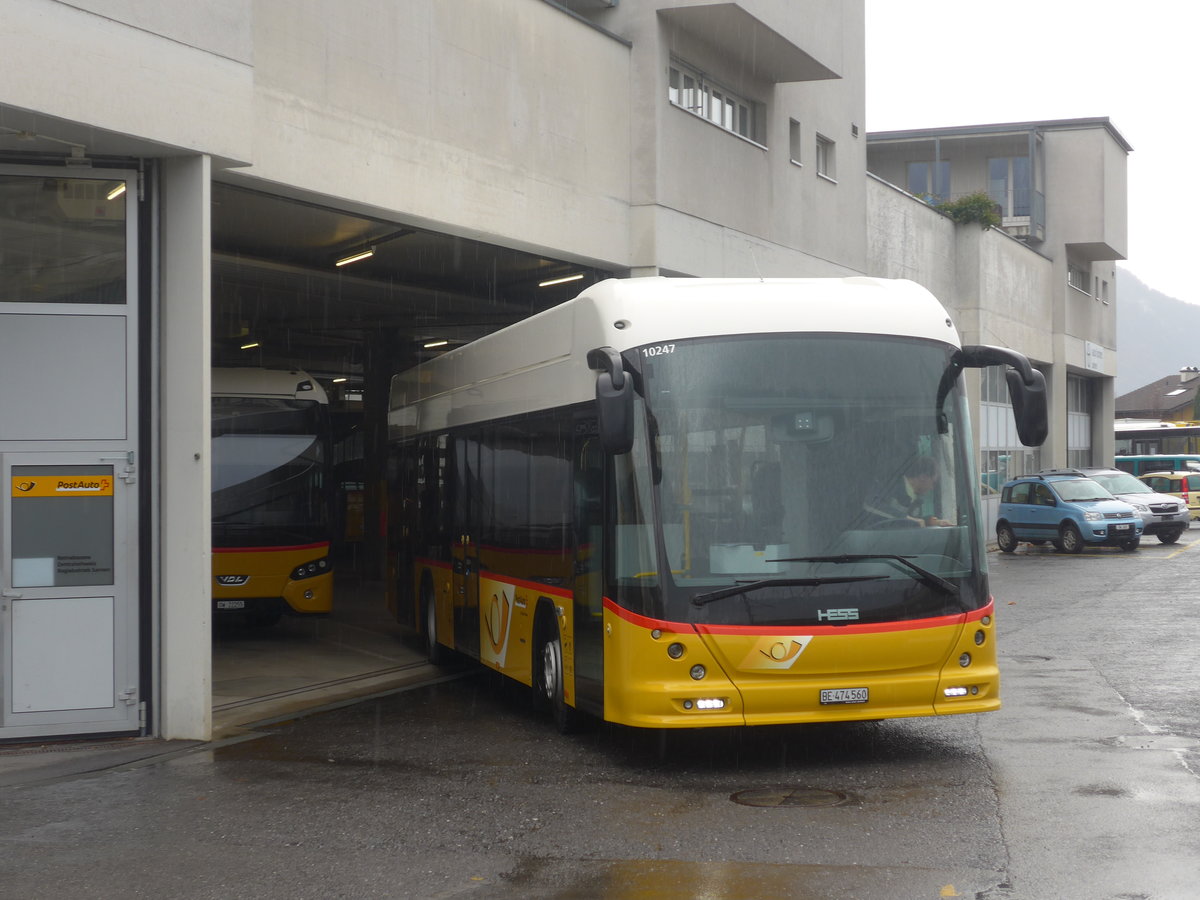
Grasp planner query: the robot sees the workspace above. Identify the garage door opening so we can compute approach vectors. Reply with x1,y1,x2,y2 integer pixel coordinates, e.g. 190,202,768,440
209,182,614,733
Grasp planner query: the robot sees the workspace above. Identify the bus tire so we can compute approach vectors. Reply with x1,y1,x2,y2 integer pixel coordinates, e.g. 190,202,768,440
535,611,585,734
422,575,449,666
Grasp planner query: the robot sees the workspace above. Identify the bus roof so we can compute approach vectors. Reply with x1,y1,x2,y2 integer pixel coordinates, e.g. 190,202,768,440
389,276,959,438
212,367,328,403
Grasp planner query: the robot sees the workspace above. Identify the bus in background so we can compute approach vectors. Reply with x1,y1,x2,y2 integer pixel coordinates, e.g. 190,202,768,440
212,368,334,628
1115,420,1200,459
1114,455,1200,476
387,277,1047,731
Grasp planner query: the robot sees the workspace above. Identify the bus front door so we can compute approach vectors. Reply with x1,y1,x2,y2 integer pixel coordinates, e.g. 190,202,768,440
451,435,481,660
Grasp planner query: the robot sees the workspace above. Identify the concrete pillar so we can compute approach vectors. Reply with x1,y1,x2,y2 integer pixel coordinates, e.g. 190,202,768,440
1093,375,1116,465
158,156,212,740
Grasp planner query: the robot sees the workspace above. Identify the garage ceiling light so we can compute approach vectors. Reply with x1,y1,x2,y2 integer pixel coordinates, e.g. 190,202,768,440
106,183,126,201
240,341,260,350
335,247,375,267
423,339,449,349
538,273,584,288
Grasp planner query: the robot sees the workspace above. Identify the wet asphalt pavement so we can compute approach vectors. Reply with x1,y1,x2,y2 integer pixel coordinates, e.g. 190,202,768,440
3,537,1199,900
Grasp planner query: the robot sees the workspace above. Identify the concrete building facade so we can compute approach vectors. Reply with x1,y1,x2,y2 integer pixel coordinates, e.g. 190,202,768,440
866,119,1130,512
0,1,1125,742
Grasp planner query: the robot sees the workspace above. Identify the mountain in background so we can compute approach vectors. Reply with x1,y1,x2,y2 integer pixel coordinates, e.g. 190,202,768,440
1115,268,1200,397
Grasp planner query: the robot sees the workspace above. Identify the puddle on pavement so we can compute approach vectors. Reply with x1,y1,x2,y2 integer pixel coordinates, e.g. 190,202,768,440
503,857,986,900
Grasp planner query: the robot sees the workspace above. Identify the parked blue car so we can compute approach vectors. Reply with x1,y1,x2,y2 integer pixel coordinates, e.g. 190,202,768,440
996,470,1143,553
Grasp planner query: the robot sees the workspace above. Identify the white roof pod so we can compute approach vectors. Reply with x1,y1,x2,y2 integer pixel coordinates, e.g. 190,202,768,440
212,367,328,403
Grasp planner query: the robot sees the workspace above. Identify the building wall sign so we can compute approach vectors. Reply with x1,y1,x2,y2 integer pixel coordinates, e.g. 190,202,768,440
10,466,115,588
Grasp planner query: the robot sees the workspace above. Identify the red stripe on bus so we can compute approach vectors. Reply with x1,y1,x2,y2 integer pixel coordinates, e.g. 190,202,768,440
414,558,574,600
414,560,995,636
213,541,330,554
603,596,994,636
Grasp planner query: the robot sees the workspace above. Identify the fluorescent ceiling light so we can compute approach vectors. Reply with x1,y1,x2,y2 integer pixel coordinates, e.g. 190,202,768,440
333,377,348,384
240,341,260,350
538,273,585,288
423,339,449,349
335,247,375,267
106,183,126,200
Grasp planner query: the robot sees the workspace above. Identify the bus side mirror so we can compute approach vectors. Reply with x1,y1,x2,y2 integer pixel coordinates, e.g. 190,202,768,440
943,345,1048,447
1005,366,1048,447
588,346,634,455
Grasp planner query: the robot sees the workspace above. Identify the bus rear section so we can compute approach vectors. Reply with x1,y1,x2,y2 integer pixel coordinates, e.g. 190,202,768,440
387,277,1045,730
212,368,334,626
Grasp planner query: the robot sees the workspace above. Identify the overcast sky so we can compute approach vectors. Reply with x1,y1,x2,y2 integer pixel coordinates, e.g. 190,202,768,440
864,1,1199,303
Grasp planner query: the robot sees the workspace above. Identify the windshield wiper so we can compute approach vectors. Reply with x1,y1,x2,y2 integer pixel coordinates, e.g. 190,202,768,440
768,555,961,602
691,575,888,607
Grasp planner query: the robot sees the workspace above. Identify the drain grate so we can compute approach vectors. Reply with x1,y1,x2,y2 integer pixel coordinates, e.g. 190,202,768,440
730,787,850,808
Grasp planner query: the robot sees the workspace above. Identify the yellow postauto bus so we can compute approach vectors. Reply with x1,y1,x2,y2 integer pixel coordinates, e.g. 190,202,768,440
386,278,1047,731
212,368,333,627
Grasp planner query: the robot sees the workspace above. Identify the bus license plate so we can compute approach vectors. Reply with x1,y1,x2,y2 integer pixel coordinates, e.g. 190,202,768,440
216,600,245,610
820,687,868,705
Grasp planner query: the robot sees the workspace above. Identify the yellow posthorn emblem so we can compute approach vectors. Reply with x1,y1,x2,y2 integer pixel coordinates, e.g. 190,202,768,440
739,635,812,670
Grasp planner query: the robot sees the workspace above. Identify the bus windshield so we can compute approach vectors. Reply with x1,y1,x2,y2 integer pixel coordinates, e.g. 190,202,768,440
211,397,327,547
616,333,984,626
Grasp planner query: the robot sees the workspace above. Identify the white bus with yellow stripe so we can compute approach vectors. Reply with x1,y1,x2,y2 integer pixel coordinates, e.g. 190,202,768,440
387,277,1046,730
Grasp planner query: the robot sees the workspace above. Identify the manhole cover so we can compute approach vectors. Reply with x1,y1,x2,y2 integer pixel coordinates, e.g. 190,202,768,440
730,787,849,808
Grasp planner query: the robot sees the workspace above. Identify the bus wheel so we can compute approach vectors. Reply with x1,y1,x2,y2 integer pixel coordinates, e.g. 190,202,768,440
536,617,585,734
423,578,449,665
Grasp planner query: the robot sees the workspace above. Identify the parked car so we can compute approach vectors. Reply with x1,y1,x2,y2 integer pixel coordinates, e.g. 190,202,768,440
1137,471,1200,521
1076,467,1189,543
996,470,1143,554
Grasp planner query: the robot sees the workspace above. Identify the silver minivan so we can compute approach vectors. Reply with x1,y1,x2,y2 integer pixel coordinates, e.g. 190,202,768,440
1078,467,1190,544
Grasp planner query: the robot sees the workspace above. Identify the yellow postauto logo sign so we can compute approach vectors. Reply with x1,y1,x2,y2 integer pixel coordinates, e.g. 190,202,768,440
11,476,114,498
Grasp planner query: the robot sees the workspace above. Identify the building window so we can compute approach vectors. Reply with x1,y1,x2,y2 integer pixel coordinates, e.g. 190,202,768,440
988,156,1031,217
816,134,836,180
789,119,801,165
668,61,758,142
1067,263,1090,294
906,160,950,201
1067,374,1093,468
980,366,1042,492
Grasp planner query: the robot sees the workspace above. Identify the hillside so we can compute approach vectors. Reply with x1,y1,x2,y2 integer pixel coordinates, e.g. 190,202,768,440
1116,268,1200,397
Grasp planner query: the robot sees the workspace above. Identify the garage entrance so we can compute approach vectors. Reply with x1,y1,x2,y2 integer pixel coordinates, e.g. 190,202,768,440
208,182,613,731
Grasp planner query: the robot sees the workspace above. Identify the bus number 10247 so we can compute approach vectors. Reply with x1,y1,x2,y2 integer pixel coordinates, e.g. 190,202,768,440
642,344,675,357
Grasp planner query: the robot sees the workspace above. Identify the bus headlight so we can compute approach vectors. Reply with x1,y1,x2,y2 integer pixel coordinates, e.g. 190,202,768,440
291,558,331,580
